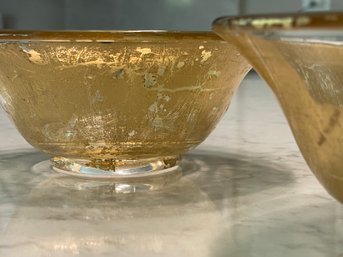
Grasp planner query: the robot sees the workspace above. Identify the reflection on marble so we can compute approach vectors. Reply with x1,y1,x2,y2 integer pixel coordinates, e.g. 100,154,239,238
0,74,343,257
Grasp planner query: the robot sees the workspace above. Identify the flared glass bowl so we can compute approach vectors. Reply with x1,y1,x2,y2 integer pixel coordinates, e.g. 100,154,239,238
213,12,343,202
0,30,250,180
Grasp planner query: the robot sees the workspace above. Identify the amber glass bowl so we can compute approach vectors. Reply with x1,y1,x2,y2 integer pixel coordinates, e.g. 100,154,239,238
0,30,250,179
213,12,343,202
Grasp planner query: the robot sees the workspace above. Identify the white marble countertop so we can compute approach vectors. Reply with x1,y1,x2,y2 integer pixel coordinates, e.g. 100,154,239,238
1,74,342,257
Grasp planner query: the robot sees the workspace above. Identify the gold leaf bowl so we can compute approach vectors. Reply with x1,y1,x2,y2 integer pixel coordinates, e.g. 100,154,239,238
0,30,250,179
213,12,343,202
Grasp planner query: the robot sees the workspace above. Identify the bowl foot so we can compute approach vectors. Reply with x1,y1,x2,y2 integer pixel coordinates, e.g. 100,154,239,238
51,156,181,181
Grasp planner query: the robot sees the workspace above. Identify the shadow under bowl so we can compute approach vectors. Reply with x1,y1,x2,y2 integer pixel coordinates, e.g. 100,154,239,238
0,30,250,180
213,12,343,203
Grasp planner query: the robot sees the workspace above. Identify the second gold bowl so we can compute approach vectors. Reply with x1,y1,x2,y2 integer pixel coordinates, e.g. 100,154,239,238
213,12,343,203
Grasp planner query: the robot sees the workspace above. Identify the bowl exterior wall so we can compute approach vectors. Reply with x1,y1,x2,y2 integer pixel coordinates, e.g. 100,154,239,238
214,19,343,202
0,38,250,159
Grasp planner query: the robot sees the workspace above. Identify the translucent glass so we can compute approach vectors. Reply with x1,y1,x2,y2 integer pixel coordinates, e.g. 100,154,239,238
213,12,343,203
0,30,250,179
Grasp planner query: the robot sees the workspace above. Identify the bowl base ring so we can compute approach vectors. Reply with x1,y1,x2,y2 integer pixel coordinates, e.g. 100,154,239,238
50,156,181,181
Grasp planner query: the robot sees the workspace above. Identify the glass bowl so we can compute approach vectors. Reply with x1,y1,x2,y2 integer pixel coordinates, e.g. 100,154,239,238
0,30,250,180
213,12,343,202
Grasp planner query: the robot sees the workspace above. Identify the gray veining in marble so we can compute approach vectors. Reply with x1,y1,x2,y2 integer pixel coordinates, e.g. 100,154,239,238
0,74,342,257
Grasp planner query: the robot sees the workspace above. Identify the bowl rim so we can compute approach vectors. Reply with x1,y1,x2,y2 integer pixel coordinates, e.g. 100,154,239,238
0,30,225,42
212,12,343,31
